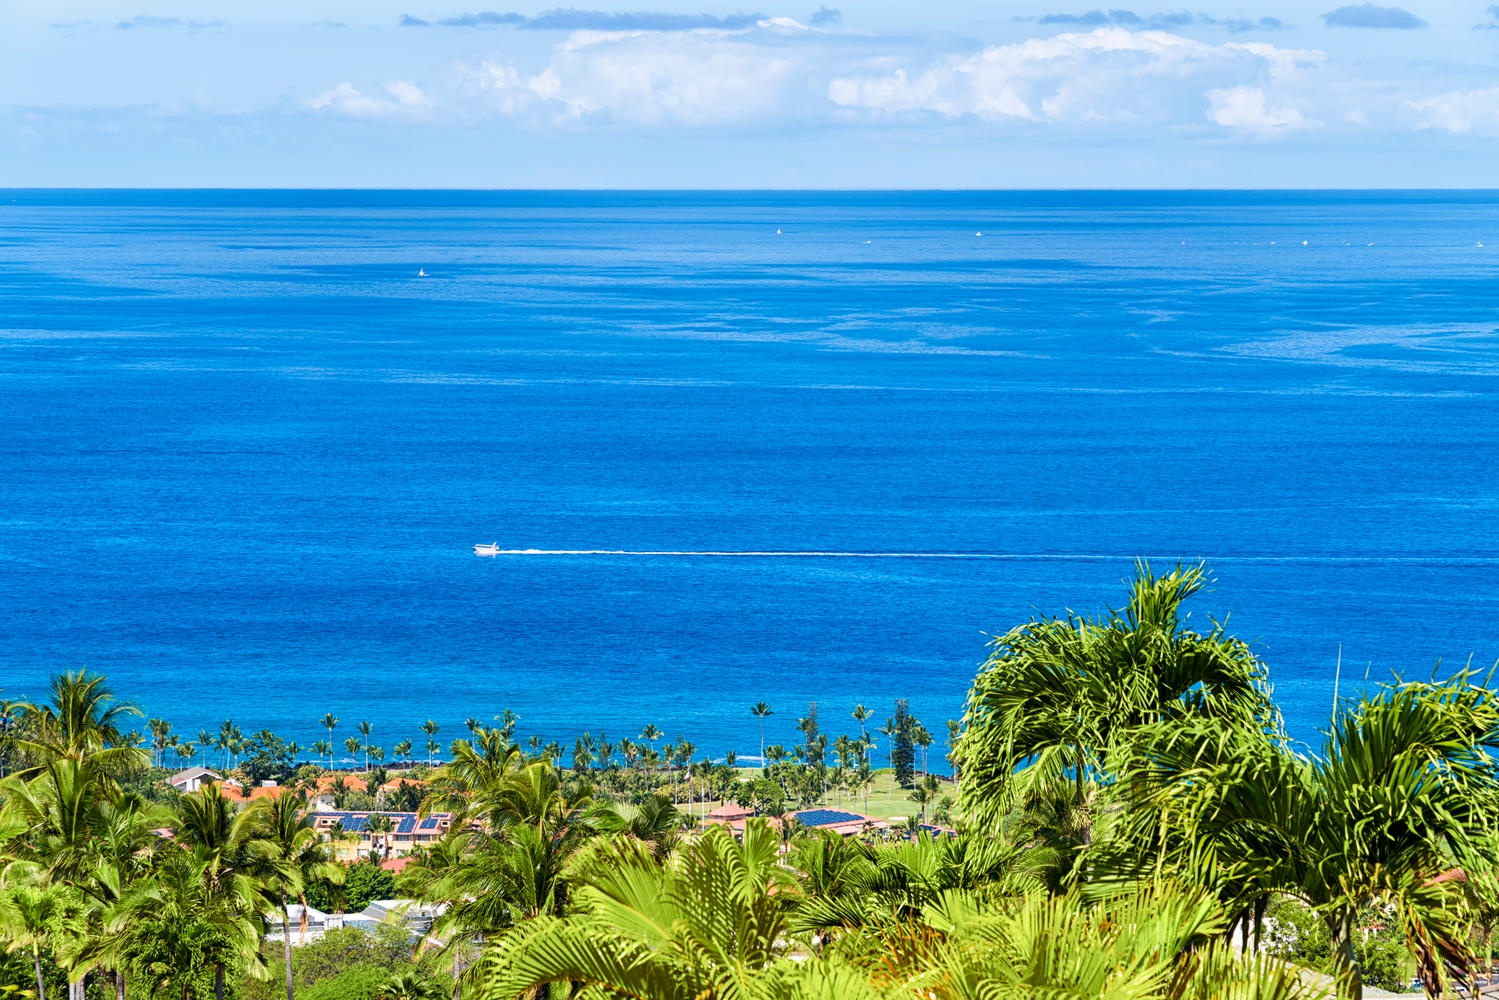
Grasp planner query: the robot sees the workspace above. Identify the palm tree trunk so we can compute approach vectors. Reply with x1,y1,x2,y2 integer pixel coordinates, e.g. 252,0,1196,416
216,962,226,1000
1330,912,1363,1000
69,977,84,1000
115,969,126,1000
282,900,297,1000
33,948,46,1000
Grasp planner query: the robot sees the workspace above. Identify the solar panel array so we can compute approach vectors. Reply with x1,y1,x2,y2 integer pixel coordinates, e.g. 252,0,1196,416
793,809,866,827
314,811,445,835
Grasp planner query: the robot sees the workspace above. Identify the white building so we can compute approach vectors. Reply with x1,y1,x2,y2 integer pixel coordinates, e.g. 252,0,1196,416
166,766,221,793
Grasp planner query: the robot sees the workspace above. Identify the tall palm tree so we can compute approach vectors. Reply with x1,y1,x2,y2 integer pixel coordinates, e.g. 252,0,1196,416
851,704,871,743
311,740,331,772
751,702,773,765
256,789,342,1000
420,721,440,766
320,714,338,769
357,721,374,771
343,736,361,766
217,721,236,772
13,671,144,776
638,725,663,776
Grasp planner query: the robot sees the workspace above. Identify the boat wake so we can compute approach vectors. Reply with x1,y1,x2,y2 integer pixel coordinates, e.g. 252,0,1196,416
476,549,1499,564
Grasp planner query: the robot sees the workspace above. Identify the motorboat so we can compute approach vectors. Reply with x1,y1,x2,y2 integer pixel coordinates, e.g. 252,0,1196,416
474,542,499,556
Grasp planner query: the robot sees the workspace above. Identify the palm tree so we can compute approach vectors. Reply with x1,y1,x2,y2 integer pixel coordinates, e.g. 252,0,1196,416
1114,673,1499,1000
851,703,872,742
473,821,793,1000
13,670,144,776
419,720,440,765
256,792,343,1000
878,718,897,797
393,739,413,766
954,561,1276,838
147,718,172,770
375,970,445,1000
108,847,267,1000
319,714,338,768
639,725,663,775
912,722,933,778
357,721,374,771
0,878,84,1000
343,736,361,767
217,720,236,772
751,701,773,765
310,740,331,772
425,737,440,765
367,813,396,861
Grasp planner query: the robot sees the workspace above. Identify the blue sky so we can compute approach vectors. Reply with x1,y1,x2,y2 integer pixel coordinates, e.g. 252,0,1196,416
5,1,1499,186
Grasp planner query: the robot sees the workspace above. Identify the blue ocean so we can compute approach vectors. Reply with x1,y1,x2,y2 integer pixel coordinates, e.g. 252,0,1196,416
2,190,1496,764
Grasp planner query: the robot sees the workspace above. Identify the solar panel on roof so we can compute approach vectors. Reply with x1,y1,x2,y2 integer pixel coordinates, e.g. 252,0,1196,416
396,816,416,834
794,809,865,827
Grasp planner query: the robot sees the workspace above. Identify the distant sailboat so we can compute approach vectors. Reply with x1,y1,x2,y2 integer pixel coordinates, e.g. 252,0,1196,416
474,542,499,556
417,268,428,277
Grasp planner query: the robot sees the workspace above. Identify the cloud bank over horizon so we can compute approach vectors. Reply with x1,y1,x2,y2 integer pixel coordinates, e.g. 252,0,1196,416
4,1,1497,186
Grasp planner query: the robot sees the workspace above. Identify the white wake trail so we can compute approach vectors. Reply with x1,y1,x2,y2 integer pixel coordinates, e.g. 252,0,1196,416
482,550,1499,564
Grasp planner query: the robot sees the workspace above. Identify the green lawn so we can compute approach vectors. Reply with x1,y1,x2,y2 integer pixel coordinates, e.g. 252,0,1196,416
687,767,954,823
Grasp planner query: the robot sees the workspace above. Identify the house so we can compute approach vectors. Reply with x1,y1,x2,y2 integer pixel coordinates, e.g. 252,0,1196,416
263,904,344,944
310,811,453,860
791,808,888,837
343,899,446,938
220,779,294,804
167,766,221,793
704,803,757,834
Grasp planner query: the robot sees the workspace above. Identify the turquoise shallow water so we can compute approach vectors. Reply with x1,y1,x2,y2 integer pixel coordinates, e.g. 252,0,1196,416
1,190,1496,764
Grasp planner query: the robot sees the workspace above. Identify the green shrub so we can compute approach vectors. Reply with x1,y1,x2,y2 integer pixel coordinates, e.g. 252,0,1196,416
300,965,388,1000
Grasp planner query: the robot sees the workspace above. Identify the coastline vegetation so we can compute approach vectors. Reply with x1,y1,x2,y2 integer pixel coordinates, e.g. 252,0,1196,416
2,562,1498,1000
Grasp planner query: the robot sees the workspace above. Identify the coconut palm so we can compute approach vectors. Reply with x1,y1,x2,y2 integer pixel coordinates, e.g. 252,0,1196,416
393,740,412,766
851,704,872,743
409,762,606,954
255,792,343,1000
319,714,338,763
419,721,440,766
12,671,144,777
343,736,361,766
357,722,374,771
751,702,773,766
107,847,267,1000
367,813,396,861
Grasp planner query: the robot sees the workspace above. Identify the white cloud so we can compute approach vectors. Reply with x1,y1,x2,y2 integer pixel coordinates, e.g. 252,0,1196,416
305,80,433,118
469,25,810,126
1206,86,1316,136
827,28,1322,130
1407,87,1499,134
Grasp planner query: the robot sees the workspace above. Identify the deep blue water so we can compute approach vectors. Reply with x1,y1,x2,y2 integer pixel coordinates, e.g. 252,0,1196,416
2,190,1497,766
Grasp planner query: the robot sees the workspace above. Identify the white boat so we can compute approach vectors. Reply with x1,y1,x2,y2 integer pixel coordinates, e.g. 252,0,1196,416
417,268,428,277
474,542,499,556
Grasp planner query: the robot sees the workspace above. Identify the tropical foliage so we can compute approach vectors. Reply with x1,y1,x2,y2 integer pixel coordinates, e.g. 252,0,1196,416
4,565,1498,1000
